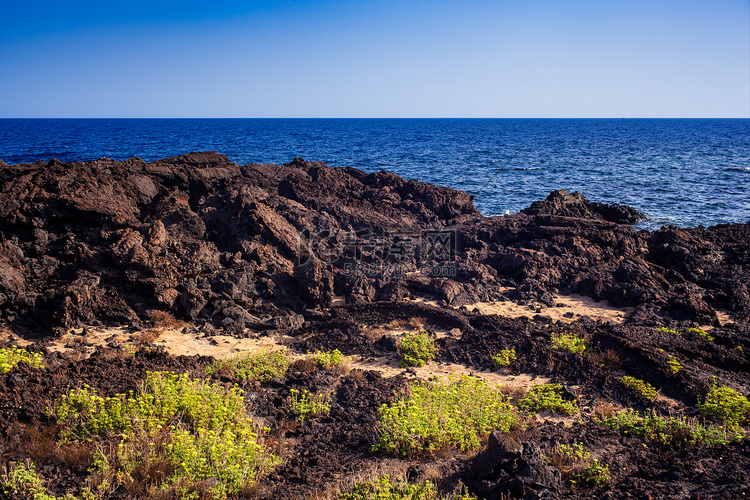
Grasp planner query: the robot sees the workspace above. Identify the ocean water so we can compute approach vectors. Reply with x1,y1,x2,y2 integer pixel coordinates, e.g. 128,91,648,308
0,118,748,229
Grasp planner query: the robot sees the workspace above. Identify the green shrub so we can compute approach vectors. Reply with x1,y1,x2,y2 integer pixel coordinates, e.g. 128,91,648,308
544,443,610,488
550,333,588,355
518,384,577,416
697,379,750,426
49,371,280,499
657,326,681,336
491,349,517,368
309,349,349,369
289,388,331,421
0,346,44,373
338,475,437,500
596,408,746,447
205,348,289,382
397,331,438,368
687,327,714,342
735,345,744,353
1,461,56,500
373,375,525,456
666,355,682,374
620,376,658,400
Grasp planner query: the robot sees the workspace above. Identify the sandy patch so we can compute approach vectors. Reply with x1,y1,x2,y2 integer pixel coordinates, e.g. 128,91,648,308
414,290,632,324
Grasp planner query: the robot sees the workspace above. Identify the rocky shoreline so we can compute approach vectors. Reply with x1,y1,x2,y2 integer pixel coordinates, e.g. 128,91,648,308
1,152,749,499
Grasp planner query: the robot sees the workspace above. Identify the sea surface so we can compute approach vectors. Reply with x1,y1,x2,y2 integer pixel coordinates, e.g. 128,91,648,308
0,118,748,229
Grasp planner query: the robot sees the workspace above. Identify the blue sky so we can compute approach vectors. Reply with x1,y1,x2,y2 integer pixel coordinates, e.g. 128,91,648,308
1,0,748,118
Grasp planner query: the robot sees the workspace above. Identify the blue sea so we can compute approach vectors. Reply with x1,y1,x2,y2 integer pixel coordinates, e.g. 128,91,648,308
0,118,748,229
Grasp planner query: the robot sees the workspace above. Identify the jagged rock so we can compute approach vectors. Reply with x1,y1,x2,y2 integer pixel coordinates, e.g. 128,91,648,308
467,432,561,499
0,152,748,334
522,189,646,224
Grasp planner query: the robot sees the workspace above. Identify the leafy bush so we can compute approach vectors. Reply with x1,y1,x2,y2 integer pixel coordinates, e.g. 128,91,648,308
687,327,714,342
544,443,610,488
338,475,437,500
596,408,746,447
491,349,517,368
0,346,44,373
374,375,525,456
657,326,681,336
205,348,289,382
310,349,349,370
620,376,657,400
289,389,331,421
49,371,280,499
397,331,438,368
518,384,577,416
666,355,682,374
697,379,750,426
1,461,56,500
550,333,588,355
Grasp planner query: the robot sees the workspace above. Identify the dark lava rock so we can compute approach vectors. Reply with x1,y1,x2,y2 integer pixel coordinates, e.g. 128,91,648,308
521,189,646,224
0,153,748,336
467,431,561,499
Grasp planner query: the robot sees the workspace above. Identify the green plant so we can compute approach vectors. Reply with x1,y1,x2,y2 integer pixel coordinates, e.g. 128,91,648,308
1,460,55,500
205,348,289,382
666,355,682,374
0,346,44,373
596,408,746,447
48,371,280,499
697,379,750,426
397,331,438,368
687,327,714,342
550,333,588,355
735,345,744,353
518,383,577,416
544,443,609,488
289,388,331,421
338,475,437,500
373,375,525,456
620,376,658,400
491,349,517,368
657,326,681,336
309,349,349,370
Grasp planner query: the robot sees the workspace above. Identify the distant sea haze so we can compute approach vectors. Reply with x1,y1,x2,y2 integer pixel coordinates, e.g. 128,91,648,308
0,118,748,229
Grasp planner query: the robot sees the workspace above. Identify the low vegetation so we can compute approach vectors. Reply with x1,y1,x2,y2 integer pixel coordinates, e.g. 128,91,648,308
656,326,681,336
397,331,438,368
596,408,746,447
337,474,475,500
0,346,44,373
550,333,588,355
687,327,714,342
374,376,525,456
1,461,57,500
544,442,610,488
289,388,331,421
310,349,349,370
48,371,280,499
620,375,658,400
666,355,683,374
204,348,289,382
518,383,577,416
491,349,517,368
697,379,750,426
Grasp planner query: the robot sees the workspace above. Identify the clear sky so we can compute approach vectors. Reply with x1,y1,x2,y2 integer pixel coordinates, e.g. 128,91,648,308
1,0,748,118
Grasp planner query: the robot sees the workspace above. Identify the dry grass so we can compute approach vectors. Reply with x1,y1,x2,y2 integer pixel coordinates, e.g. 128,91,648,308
147,310,187,331
589,349,622,368
593,400,623,420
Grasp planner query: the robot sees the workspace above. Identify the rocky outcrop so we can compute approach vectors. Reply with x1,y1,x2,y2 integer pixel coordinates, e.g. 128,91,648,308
0,153,748,335
522,189,646,224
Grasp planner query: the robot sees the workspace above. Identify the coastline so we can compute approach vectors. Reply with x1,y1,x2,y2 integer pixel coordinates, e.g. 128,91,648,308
1,152,749,499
